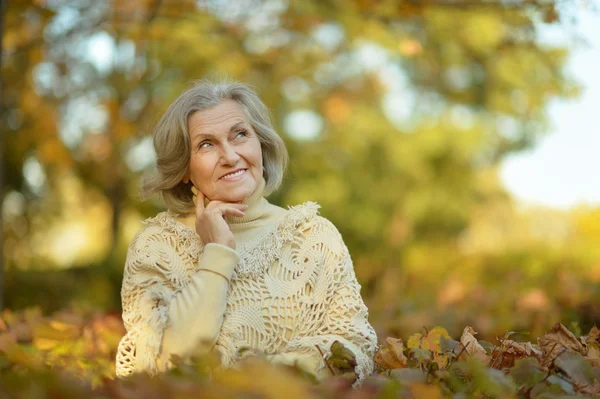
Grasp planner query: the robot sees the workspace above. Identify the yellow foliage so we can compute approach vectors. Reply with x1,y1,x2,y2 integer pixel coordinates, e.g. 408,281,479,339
213,357,314,399
459,12,505,55
407,326,451,368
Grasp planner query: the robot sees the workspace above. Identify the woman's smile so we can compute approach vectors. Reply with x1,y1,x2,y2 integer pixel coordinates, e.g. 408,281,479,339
219,168,248,182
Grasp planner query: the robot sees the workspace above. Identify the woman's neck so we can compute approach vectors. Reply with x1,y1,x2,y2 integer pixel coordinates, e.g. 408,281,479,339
224,177,268,224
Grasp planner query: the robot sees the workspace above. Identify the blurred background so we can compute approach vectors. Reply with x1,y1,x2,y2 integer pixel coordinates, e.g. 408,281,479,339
2,0,600,347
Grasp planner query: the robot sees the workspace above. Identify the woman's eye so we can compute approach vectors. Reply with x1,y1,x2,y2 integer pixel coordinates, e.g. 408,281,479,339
198,141,212,149
235,130,247,139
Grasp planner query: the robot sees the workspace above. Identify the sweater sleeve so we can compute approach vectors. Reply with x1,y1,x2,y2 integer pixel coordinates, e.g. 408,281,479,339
275,217,378,385
116,225,238,377
159,243,238,361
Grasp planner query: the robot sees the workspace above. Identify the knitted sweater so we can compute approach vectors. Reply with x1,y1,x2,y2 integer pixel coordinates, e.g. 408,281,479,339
115,178,378,382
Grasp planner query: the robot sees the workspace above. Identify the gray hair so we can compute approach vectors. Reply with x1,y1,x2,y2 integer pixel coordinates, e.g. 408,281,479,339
141,79,288,215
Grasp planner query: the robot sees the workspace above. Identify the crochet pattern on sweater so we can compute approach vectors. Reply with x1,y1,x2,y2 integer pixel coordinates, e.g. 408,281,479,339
116,201,378,382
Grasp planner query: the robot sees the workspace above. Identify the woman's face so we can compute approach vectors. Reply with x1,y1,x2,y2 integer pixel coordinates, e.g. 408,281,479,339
184,99,263,203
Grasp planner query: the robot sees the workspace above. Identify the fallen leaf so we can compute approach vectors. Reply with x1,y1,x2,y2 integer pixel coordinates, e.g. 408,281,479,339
585,344,600,367
374,337,408,369
491,340,544,369
538,323,587,368
328,341,357,372
584,325,599,346
459,326,491,364
409,347,433,367
509,358,545,388
407,332,423,350
386,337,405,361
584,325,600,366
546,374,575,394
406,326,451,368
554,351,600,396
440,335,459,353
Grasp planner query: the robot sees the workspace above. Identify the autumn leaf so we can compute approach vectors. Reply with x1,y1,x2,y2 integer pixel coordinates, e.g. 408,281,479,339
327,341,357,374
509,357,545,389
538,323,587,368
409,347,433,368
459,326,491,364
583,326,600,367
491,340,543,369
374,337,408,369
440,335,460,353
406,326,451,368
554,351,600,396
585,326,600,344
407,332,423,350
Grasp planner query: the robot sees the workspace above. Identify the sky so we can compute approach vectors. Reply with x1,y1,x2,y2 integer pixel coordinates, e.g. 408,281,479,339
499,9,600,210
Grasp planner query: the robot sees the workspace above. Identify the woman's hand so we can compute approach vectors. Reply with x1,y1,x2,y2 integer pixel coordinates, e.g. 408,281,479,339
192,186,247,250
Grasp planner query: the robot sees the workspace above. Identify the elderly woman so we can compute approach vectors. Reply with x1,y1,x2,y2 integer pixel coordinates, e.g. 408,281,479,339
115,80,378,382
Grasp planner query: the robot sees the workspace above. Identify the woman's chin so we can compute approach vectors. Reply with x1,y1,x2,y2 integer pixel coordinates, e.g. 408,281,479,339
213,182,256,203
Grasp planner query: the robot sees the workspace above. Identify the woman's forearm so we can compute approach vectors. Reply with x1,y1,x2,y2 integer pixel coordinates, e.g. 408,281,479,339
156,243,239,364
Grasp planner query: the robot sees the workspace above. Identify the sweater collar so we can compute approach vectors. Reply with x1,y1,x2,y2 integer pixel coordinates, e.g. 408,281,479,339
203,176,268,224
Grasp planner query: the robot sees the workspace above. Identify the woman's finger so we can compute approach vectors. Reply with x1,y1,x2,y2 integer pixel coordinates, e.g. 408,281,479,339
207,206,246,219
205,199,248,209
223,207,246,217
207,202,248,212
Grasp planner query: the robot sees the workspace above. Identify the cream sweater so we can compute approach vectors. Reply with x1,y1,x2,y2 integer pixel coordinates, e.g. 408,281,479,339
116,178,378,382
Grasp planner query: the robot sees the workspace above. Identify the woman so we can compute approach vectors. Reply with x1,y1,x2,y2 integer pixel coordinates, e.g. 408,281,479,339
115,80,378,383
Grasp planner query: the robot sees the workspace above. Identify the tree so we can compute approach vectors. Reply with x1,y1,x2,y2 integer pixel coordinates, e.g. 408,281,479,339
1,0,588,335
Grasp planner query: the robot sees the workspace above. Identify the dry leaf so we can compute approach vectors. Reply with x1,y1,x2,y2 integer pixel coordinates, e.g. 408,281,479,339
505,341,542,358
538,323,587,368
491,340,543,369
584,326,599,346
459,326,491,364
386,337,406,362
586,347,600,367
585,326,600,367
374,337,408,369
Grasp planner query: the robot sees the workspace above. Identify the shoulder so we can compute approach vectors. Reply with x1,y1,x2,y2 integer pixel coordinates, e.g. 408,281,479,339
283,201,347,255
132,211,191,244
129,212,173,246
123,212,198,279
127,211,196,256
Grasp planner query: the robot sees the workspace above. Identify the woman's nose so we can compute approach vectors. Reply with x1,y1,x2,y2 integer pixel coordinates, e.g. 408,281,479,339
219,143,240,166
